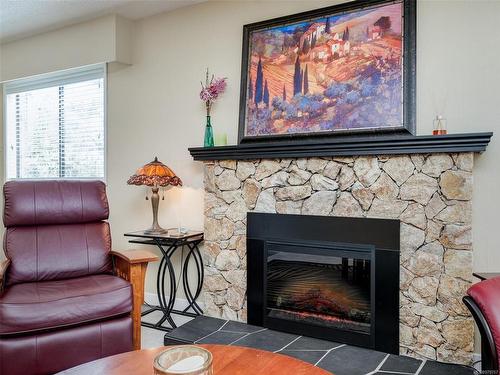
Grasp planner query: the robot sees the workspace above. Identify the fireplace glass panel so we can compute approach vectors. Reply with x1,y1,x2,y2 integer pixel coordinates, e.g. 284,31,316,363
266,247,372,334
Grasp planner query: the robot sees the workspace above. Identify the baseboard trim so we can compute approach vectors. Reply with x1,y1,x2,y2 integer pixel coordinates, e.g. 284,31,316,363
144,292,205,312
472,353,481,371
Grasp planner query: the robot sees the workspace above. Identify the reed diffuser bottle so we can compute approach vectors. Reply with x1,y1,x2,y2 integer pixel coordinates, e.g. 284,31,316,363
433,115,447,135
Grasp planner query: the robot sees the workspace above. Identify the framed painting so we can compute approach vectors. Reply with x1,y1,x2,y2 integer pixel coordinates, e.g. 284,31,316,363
238,0,416,143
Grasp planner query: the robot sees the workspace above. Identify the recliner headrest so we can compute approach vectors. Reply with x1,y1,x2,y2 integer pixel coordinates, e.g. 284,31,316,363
3,180,109,227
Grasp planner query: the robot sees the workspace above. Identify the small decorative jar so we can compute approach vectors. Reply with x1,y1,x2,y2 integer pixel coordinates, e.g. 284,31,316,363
433,115,447,135
214,132,228,146
153,345,213,375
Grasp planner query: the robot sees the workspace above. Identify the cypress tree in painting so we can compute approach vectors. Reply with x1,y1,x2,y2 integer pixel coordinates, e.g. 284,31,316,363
303,64,309,94
325,17,331,34
263,80,269,107
293,56,301,96
311,34,317,49
299,68,303,95
343,26,350,41
249,75,253,102
282,84,287,101
302,38,310,55
255,57,264,104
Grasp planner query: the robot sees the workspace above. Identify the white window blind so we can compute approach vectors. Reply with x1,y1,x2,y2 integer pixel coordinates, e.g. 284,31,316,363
4,65,106,180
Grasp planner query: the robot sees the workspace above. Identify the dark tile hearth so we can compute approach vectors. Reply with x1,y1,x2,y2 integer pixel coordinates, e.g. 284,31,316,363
164,316,477,375
380,355,422,373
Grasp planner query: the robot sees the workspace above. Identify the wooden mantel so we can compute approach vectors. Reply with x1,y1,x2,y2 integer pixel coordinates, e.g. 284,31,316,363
189,132,493,161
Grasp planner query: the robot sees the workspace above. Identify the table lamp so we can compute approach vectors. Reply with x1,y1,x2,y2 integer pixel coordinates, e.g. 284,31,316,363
127,157,182,234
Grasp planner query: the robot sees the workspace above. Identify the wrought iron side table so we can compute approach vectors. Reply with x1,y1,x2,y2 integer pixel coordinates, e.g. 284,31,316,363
124,230,204,332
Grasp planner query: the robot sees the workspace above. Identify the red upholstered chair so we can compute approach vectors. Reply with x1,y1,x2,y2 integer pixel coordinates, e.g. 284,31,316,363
0,180,157,375
463,276,500,374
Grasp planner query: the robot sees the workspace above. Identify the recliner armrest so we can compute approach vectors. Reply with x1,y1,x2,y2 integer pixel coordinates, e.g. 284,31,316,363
0,259,11,294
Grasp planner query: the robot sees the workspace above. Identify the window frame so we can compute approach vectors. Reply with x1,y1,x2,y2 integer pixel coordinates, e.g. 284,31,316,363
2,63,107,181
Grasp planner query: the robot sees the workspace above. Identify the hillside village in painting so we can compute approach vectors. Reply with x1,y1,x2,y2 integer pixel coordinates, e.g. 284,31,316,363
245,2,403,137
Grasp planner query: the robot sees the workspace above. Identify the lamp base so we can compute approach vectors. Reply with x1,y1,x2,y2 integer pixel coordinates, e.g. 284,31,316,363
144,226,169,235
146,186,168,236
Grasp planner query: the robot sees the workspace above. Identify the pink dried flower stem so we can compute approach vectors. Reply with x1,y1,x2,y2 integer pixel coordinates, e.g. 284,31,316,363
200,68,227,116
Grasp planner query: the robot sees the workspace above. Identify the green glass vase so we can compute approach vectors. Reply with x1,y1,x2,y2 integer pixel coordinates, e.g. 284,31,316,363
204,115,214,147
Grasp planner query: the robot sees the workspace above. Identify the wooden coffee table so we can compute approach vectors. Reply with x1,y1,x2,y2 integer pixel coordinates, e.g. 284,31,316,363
57,344,333,374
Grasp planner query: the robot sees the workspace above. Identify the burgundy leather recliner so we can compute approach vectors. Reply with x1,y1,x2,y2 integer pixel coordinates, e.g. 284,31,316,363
0,180,134,375
463,276,500,374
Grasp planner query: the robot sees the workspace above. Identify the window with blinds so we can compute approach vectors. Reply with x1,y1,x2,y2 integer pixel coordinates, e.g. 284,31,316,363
4,65,106,180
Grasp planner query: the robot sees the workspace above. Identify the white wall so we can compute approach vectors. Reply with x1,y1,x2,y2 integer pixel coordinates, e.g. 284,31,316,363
417,0,500,275
105,0,336,298
105,0,500,284
0,14,132,82
1,0,499,323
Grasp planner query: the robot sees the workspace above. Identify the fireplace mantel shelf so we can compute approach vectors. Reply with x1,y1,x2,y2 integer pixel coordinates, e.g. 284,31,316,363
189,132,492,161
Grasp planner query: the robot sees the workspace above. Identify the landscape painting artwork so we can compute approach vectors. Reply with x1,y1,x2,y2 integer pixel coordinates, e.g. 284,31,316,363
240,0,408,140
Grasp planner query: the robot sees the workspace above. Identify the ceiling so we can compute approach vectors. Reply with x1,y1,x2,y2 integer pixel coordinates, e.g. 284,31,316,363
0,0,205,43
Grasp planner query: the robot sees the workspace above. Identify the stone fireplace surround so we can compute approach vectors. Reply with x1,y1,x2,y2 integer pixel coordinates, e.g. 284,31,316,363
202,153,475,365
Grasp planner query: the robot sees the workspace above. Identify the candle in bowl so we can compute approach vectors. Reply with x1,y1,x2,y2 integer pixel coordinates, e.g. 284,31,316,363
214,132,228,146
153,346,213,375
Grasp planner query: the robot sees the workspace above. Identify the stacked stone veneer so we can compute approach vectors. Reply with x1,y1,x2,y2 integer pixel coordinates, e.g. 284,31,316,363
202,153,474,364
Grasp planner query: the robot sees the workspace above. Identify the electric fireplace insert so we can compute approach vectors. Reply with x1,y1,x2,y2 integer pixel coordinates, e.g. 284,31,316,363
247,213,400,354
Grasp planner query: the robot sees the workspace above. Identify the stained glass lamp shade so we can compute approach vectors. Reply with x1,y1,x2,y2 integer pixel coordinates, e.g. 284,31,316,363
127,157,182,234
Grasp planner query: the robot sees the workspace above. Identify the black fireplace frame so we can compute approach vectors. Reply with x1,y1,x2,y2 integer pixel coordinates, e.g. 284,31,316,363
266,240,377,347
247,212,400,354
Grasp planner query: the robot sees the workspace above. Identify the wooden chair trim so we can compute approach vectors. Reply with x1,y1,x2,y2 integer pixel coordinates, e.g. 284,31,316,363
112,250,158,350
